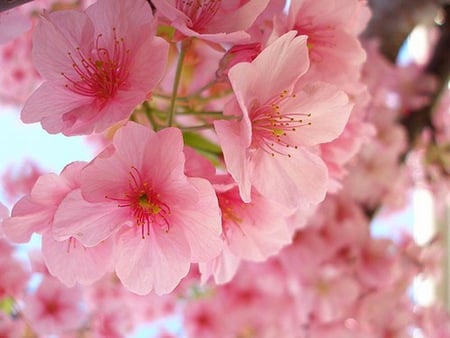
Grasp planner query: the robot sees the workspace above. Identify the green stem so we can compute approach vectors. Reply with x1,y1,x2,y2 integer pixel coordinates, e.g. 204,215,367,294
143,101,160,131
153,81,216,102
168,39,189,127
179,123,215,131
177,110,224,116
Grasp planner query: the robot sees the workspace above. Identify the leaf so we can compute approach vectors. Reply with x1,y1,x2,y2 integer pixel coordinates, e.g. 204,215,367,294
183,132,222,155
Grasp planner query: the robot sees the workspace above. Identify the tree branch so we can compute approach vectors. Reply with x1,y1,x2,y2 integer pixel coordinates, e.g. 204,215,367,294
0,0,33,12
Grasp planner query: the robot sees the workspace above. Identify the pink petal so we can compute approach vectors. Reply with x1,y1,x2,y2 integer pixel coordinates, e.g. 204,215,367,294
172,178,222,262
32,10,95,81
214,119,252,202
2,196,52,243
229,31,309,105
251,148,328,208
208,0,271,33
115,225,190,295
86,0,154,46
228,194,292,261
42,234,114,287
21,82,92,126
199,247,241,285
284,82,352,146
53,190,128,246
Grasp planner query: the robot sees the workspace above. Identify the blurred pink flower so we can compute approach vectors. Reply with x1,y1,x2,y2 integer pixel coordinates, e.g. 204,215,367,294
1,159,44,203
21,0,169,135
23,276,86,335
0,9,31,45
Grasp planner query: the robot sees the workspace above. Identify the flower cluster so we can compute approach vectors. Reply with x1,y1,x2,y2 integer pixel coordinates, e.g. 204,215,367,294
0,0,449,337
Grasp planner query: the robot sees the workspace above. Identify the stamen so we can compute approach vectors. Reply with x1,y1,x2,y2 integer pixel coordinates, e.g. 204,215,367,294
176,0,221,31
61,28,130,102
105,167,171,239
250,90,312,157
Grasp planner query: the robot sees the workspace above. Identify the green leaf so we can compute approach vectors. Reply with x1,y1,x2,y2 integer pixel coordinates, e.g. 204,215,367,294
0,297,14,315
183,132,222,155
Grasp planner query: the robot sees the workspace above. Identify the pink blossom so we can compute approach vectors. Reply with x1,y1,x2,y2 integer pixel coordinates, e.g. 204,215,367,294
0,30,40,105
0,9,31,45
42,234,115,287
0,312,25,338
0,239,29,299
281,0,367,85
2,162,114,287
21,0,169,135
53,122,222,294
1,159,43,203
200,177,293,283
22,276,86,335
214,31,352,208
152,0,271,43
216,43,261,81
2,161,85,243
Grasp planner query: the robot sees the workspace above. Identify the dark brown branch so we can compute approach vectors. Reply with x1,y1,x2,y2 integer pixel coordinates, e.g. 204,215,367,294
0,0,33,12
364,0,440,62
401,5,450,144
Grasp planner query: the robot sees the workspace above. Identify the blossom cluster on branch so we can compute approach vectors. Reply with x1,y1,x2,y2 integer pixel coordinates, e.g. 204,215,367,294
0,0,449,337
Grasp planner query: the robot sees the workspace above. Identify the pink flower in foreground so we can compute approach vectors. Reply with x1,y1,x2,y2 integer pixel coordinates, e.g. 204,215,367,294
21,0,169,135
23,276,86,335
53,122,222,294
0,9,31,45
214,31,352,208
152,0,270,43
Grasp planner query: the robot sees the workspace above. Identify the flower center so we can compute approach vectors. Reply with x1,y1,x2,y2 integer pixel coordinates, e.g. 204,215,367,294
61,27,130,102
176,0,221,31
106,167,170,239
217,190,246,243
250,90,312,157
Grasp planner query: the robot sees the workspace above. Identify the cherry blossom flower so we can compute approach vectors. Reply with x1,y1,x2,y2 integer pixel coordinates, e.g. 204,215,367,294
2,161,85,243
279,0,367,85
1,159,43,203
214,31,352,208
2,162,114,287
53,122,222,294
21,0,169,135
22,276,86,335
0,312,25,338
152,0,271,43
200,176,293,283
0,238,29,300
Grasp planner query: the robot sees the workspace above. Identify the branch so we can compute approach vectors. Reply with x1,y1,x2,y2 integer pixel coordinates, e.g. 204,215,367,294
401,4,450,144
364,0,440,62
0,0,33,12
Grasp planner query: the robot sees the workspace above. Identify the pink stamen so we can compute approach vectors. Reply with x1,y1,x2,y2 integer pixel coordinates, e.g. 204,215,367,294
106,167,171,239
61,28,130,102
176,0,221,31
